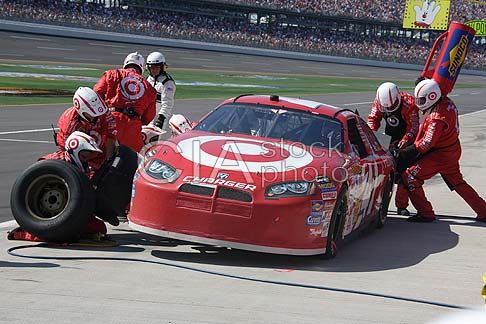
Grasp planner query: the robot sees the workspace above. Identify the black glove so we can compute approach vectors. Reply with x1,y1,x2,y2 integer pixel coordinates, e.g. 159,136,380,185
153,114,166,129
398,144,420,164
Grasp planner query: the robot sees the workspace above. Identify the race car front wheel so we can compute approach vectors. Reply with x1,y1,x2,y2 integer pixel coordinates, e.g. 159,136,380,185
10,160,95,242
321,186,347,260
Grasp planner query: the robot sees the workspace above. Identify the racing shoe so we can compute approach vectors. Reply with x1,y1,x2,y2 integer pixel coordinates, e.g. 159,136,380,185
397,208,410,216
407,214,436,223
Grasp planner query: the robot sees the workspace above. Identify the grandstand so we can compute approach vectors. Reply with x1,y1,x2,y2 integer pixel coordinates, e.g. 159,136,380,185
1,0,485,70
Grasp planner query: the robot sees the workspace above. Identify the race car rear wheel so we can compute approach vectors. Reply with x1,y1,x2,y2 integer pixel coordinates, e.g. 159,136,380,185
10,159,95,242
376,176,393,229
322,186,347,259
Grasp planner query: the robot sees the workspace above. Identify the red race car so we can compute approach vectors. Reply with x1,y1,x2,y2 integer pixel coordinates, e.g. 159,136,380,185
129,95,394,258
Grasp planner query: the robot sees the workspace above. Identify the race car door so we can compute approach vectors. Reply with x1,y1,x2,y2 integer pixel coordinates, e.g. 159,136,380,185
342,116,377,237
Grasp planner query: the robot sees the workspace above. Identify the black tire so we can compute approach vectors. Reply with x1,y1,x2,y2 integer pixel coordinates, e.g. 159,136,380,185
376,176,393,229
94,145,138,218
321,186,348,259
10,159,95,242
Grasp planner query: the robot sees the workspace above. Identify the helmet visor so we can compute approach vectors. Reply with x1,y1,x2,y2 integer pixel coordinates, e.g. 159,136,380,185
415,97,427,107
380,97,400,113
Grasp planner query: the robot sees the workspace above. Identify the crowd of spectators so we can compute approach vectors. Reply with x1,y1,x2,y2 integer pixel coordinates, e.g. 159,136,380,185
1,0,484,70
212,0,486,24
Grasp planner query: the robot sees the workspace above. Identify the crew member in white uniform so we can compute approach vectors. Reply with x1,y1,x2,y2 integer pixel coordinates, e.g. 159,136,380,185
146,51,176,130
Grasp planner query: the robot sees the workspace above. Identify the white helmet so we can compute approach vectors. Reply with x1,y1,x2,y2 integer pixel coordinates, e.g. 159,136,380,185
73,87,108,122
169,114,193,136
376,82,401,113
123,52,144,73
146,52,166,66
65,131,103,172
141,125,165,145
414,79,441,111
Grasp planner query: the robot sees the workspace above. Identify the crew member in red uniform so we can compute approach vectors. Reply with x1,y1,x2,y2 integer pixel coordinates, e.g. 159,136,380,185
399,79,486,222
94,52,157,152
9,132,112,242
57,87,116,159
367,82,419,216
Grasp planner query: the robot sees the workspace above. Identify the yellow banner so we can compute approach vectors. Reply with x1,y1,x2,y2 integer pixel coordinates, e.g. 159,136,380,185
403,0,451,30
466,19,486,36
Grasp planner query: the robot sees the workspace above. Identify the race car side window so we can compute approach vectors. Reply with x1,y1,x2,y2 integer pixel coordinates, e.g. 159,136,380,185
358,118,385,154
347,117,368,159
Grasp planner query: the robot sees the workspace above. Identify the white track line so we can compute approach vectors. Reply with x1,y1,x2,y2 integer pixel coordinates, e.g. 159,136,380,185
343,101,373,106
0,138,54,144
0,220,18,229
180,57,213,61
63,57,101,61
88,42,125,48
0,53,25,57
0,128,57,135
11,35,50,41
459,108,486,118
37,46,76,51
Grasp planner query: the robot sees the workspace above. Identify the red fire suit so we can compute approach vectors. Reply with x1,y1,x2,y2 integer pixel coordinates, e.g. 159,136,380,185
57,106,117,152
9,152,107,242
402,97,486,219
94,68,156,152
368,92,419,210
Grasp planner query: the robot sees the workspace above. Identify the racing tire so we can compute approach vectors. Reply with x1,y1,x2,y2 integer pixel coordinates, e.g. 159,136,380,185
376,176,393,229
321,186,348,260
94,144,138,219
10,159,95,242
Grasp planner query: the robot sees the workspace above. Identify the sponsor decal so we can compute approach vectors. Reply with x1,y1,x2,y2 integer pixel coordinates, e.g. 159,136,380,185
120,75,145,100
319,182,337,192
306,213,323,226
321,191,338,200
465,19,486,37
183,176,256,191
386,115,400,128
217,172,230,180
310,227,324,236
315,175,331,184
131,171,140,198
311,200,325,213
177,136,314,173
447,35,469,77
148,160,167,174
321,210,333,237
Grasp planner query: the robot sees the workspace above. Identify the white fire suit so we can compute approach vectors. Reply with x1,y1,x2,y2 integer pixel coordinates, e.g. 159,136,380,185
147,73,176,130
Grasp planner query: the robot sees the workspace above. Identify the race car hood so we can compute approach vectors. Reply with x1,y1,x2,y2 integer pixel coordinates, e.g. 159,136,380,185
144,130,347,191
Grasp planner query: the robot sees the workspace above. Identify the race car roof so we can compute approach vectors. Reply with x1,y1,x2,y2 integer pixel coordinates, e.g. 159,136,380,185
223,95,355,120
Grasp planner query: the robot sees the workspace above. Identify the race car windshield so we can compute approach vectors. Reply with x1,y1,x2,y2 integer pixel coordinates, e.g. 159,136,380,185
194,103,343,150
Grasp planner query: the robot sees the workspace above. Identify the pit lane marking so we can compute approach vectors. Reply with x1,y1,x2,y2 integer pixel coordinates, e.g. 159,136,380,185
0,128,58,135
0,138,53,144
0,220,18,229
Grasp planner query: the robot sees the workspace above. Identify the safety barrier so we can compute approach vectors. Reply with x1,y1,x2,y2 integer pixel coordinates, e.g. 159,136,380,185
1,19,485,76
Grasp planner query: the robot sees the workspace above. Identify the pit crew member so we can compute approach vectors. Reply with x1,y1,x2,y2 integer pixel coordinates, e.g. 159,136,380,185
367,82,419,216
399,79,486,222
94,52,157,152
146,51,176,130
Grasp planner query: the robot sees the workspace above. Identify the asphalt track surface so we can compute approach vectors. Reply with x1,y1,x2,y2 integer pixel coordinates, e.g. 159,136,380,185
1,31,486,324
0,30,485,223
